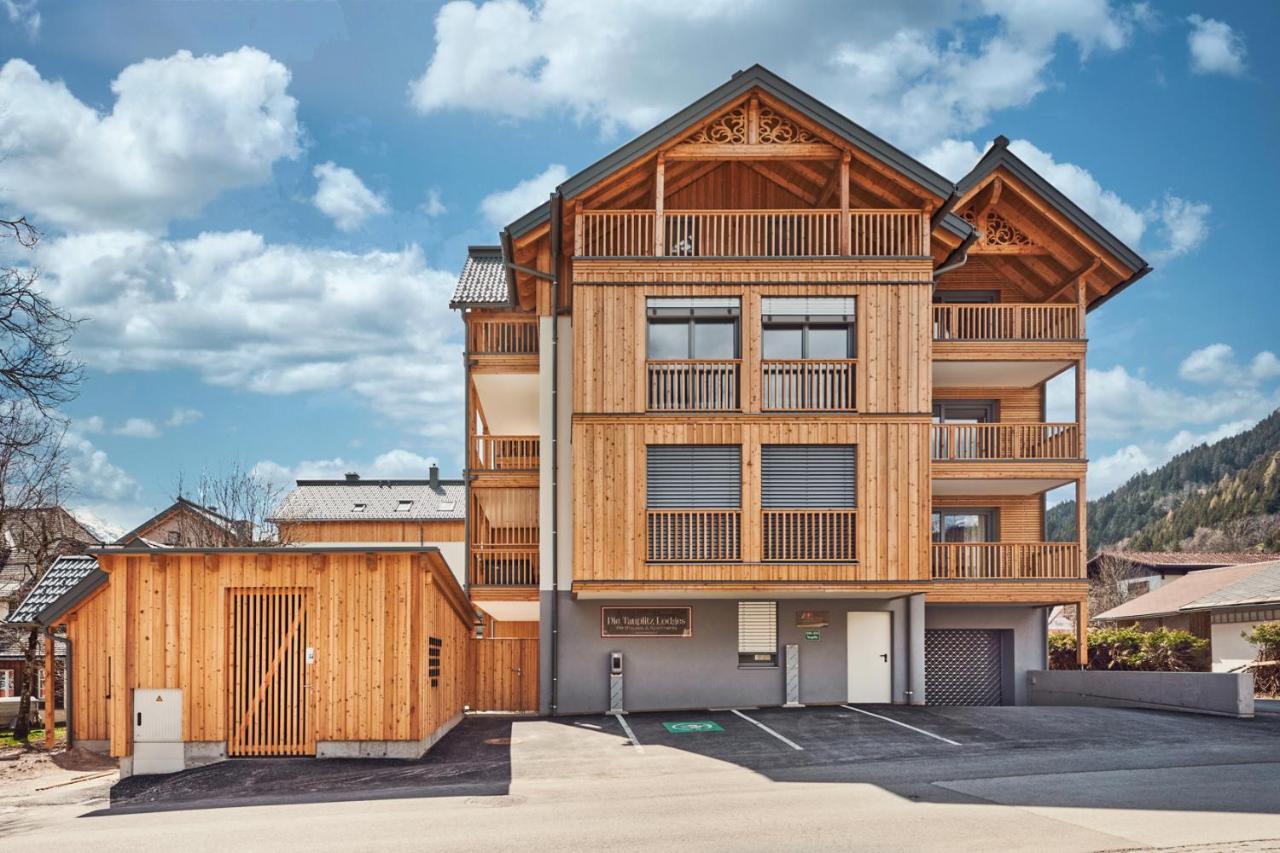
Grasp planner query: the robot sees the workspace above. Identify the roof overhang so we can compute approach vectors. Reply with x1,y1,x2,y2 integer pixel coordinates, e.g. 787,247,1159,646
33,568,108,627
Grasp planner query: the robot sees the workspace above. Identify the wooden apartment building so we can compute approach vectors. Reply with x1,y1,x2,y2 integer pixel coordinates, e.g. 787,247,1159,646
453,66,1149,713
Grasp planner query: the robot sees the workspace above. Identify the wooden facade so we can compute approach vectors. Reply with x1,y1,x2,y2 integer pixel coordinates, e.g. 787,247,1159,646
54,548,471,759
279,520,464,544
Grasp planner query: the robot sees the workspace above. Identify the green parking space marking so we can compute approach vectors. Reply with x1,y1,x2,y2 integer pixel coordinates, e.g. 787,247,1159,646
662,720,724,733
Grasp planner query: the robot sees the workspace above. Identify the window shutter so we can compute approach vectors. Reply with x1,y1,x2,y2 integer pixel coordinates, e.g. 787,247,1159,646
761,297,855,317
738,601,777,654
646,445,741,508
761,445,856,508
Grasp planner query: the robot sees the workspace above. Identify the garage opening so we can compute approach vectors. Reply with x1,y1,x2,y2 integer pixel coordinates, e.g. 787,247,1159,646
925,628,1012,706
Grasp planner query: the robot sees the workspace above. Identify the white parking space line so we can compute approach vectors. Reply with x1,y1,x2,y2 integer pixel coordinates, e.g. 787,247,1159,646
610,713,644,752
840,705,961,746
730,709,804,751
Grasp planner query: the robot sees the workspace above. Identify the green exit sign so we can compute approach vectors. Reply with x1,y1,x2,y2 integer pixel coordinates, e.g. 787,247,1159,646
804,630,821,641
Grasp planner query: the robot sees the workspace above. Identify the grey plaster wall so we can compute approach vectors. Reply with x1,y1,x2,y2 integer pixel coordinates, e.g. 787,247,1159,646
547,594,920,715
925,604,1047,705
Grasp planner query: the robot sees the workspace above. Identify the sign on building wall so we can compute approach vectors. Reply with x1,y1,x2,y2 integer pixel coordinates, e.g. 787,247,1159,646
796,610,829,628
601,606,692,638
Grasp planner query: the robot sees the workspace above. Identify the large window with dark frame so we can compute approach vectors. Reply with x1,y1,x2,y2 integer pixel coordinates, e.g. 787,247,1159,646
931,507,999,579
932,400,998,459
646,298,740,411
760,297,856,411
646,445,742,563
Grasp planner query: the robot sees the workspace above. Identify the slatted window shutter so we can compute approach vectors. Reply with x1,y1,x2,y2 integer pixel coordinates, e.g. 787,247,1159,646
646,445,741,508
761,445,856,508
738,601,778,667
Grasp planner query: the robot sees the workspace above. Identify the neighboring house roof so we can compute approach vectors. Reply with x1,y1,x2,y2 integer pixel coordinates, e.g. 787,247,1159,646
115,497,249,545
505,64,973,242
0,630,65,660
956,136,1149,283
1091,551,1280,572
1182,560,1280,612
1095,561,1275,622
0,508,101,603
272,480,466,522
450,245,511,308
6,555,102,625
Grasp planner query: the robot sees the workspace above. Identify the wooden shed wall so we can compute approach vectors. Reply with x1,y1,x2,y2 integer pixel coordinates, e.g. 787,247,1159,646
65,587,110,743
88,551,469,758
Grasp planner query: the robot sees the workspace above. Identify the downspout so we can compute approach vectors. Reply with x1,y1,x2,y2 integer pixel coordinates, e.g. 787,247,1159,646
933,228,980,277
548,191,563,716
929,184,960,232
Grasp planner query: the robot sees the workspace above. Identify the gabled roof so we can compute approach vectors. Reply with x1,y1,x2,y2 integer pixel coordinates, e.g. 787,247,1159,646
1095,561,1273,622
957,136,1149,281
1091,551,1280,571
506,64,971,241
271,480,466,522
1,508,101,601
6,554,103,625
1182,560,1280,611
115,496,249,545
450,245,512,308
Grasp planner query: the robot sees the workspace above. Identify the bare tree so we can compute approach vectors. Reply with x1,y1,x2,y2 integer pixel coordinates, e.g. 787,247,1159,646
0,215,84,744
1089,553,1141,618
173,462,289,546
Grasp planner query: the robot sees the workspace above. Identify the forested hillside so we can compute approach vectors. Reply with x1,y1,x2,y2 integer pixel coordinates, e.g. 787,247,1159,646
1047,408,1280,552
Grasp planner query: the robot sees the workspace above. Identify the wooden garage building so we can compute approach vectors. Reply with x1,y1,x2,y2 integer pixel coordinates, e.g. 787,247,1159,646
41,545,471,774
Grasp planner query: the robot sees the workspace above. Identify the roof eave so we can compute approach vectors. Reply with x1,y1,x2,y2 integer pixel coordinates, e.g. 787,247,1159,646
31,568,107,627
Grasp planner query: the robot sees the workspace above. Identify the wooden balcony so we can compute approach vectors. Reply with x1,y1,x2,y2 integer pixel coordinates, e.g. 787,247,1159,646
762,509,856,562
931,542,1082,580
931,423,1082,461
468,316,539,355
577,209,928,259
472,435,539,471
932,304,1081,342
646,509,741,563
646,360,740,412
761,360,857,412
470,547,539,587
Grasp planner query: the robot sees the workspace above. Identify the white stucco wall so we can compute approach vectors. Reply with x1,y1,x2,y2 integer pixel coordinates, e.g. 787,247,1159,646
1211,621,1261,673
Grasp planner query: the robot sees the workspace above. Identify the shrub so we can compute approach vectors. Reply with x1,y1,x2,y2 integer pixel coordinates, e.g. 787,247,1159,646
1246,622,1280,661
1047,625,1207,672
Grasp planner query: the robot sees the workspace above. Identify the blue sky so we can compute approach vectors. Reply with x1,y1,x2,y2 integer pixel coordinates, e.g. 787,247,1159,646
0,0,1276,536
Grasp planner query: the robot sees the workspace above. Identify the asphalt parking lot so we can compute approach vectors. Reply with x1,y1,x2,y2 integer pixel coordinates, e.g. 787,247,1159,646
107,703,1280,812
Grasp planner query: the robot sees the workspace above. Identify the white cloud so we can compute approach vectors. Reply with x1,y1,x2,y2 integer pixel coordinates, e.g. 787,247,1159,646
1187,14,1246,77
1163,419,1255,457
76,415,105,434
165,407,204,427
64,431,142,503
480,163,566,228
420,188,447,217
917,138,984,181
254,448,443,492
0,48,300,231
2,0,40,39
409,0,1134,147
1086,363,1279,440
312,162,390,231
113,417,161,439
35,229,463,439
1089,443,1154,498
1006,139,1147,246
1179,343,1280,387
1146,194,1210,262
1251,352,1280,382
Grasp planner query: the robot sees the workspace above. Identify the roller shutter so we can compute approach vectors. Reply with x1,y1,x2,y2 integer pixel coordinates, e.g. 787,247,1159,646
925,629,1004,706
647,445,741,508
761,445,856,508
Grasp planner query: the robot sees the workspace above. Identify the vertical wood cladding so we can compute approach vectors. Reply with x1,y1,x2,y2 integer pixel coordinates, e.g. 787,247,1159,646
573,283,932,415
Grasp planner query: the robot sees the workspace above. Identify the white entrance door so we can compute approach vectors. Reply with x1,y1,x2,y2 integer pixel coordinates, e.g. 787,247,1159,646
847,611,892,703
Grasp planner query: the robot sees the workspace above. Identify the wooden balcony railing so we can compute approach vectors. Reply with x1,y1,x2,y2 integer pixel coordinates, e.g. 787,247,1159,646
932,304,1081,341
931,423,1082,461
931,542,1082,580
647,360,740,412
473,435,539,471
646,509,741,563
471,548,539,586
469,316,539,355
761,360,857,412
577,209,928,258
763,509,857,562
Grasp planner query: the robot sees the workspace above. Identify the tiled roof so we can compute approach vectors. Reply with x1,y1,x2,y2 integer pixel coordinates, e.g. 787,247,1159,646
116,497,250,545
1,509,101,602
1183,560,1280,611
1093,551,1280,569
272,481,466,522
6,555,100,624
1095,561,1274,622
450,245,509,307
0,629,64,659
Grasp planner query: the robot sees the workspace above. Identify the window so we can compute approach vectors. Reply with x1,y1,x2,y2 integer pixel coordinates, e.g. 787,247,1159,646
646,298,740,360
738,601,778,667
438,501,456,512
761,298,856,411
395,500,414,513
762,445,856,508
933,290,998,304
352,502,367,513
0,669,12,698
646,445,741,508
931,509,997,542
932,401,998,459
932,401,996,423
165,530,182,545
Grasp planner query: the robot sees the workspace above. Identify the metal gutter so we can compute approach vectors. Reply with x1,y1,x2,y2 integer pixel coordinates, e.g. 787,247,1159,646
933,228,980,277
1086,264,1152,313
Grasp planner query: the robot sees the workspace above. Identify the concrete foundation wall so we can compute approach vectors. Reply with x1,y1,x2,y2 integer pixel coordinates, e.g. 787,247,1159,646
547,594,921,715
925,605,1046,705
1027,669,1255,718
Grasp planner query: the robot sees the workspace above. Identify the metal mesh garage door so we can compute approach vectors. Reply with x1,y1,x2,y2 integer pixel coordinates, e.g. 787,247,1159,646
925,629,1002,706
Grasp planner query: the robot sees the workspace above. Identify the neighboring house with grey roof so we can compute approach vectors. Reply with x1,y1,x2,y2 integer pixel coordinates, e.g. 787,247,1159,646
115,496,253,548
1088,550,1280,598
271,465,467,584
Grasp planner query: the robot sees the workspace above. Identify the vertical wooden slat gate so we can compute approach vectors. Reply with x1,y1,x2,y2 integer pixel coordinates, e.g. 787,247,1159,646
470,639,538,712
228,588,314,756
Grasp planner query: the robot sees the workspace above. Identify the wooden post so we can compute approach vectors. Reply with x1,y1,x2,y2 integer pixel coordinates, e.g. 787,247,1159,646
573,200,583,256
654,153,665,257
44,633,55,749
747,97,760,144
839,152,850,255
1076,275,1086,337
1076,597,1089,668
